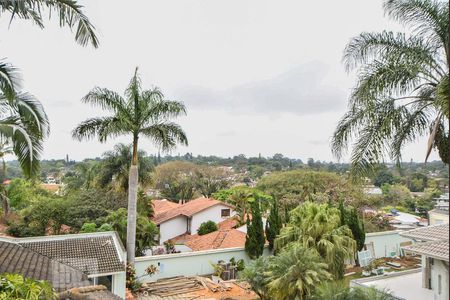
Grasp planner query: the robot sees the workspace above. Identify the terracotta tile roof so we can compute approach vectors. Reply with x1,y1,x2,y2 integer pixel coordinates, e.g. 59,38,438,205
153,197,234,224
403,240,449,262
17,232,125,275
218,217,239,230
185,229,246,251
400,223,449,241
0,240,90,292
152,199,181,215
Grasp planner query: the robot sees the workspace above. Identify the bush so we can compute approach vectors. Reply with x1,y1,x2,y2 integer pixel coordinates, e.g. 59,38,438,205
0,273,55,299
197,220,218,235
7,222,42,237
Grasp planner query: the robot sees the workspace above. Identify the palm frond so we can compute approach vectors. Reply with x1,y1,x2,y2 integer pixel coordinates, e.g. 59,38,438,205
0,0,98,47
72,116,127,142
140,122,188,151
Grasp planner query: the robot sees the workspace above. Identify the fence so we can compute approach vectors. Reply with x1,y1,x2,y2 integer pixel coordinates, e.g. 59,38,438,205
135,247,271,282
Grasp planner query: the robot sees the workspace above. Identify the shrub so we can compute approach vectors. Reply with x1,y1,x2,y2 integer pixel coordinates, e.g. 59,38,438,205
197,220,218,235
0,273,55,299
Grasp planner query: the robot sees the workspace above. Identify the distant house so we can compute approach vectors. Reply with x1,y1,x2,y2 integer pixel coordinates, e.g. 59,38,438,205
152,198,235,244
402,224,449,300
0,232,126,298
351,223,449,300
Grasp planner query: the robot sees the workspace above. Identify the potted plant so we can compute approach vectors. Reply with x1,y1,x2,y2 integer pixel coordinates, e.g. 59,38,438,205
210,262,224,283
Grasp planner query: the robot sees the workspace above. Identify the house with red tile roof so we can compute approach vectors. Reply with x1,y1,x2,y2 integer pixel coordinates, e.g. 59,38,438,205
152,197,235,244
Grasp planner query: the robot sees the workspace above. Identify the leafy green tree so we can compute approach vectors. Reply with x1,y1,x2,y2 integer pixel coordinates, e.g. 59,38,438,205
80,222,98,233
197,220,218,235
72,68,188,265
256,170,364,213
245,199,265,259
25,197,69,235
7,178,47,210
238,256,270,300
266,244,332,300
346,208,365,252
275,202,356,279
194,166,230,198
104,208,158,256
332,0,449,178
153,161,198,202
373,169,395,187
213,186,272,225
265,197,282,250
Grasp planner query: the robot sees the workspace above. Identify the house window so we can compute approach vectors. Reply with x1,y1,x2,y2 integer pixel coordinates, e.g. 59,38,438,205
221,209,230,217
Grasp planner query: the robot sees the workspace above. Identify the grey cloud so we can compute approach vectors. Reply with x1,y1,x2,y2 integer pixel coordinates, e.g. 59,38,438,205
175,61,346,115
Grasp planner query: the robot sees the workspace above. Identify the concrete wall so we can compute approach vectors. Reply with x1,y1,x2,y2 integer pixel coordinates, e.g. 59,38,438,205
135,247,270,282
159,216,187,244
364,230,413,258
190,205,236,234
431,259,449,300
112,272,126,299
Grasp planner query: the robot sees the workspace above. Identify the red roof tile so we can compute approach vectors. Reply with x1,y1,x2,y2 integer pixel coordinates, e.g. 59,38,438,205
152,197,234,224
184,229,246,251
152,199,181,214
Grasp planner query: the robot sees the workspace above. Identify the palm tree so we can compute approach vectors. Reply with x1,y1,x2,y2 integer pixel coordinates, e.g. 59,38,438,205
274,202,356,278
332,0,449,178
97,143,154,194
0,138,13,180
72,67,188,264
0,62,49,177
266,243,332,300
0,0,98,47
0,0,97,177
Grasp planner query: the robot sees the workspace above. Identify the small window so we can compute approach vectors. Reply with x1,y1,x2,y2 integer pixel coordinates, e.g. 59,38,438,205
221,209,231,217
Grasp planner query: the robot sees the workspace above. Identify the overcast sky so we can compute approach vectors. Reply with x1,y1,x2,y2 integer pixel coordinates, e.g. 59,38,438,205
0,0,439,162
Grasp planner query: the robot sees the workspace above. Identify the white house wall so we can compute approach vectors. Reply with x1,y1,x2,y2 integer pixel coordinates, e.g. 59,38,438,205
431,259,449,300
159,216,187,244
190,205,236,234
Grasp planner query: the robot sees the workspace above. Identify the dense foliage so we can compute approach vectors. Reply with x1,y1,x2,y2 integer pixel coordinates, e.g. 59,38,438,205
245,199,265,259
197,220,218,235
0,273,55,300
265,197,282,250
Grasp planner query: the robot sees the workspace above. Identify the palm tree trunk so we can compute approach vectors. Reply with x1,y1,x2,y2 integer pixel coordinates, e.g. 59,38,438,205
126,136,139,265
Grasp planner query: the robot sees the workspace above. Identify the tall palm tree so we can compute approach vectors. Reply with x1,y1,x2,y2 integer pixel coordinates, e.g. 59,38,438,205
274,202,356,278
332,0,449,178
72,68,188,264
266,244,332,300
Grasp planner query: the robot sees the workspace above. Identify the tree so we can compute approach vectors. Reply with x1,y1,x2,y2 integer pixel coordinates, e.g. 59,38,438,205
197,220,218,235
0,273,55,300
0,0,98,48
72,68,188,264
245,199,265,259
153,161,197,202
238,256,270,300
332,0,449,178
275,202,356,279
0,0,98,177
345,207,366,252
97,143,154,194
265,197,282,251
104,208,158,257
266,244,332,300
194,166,230,198
373,169,395,187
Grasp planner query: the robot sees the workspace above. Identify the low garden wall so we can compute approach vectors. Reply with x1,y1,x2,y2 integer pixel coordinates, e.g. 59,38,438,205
135,247,271,282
